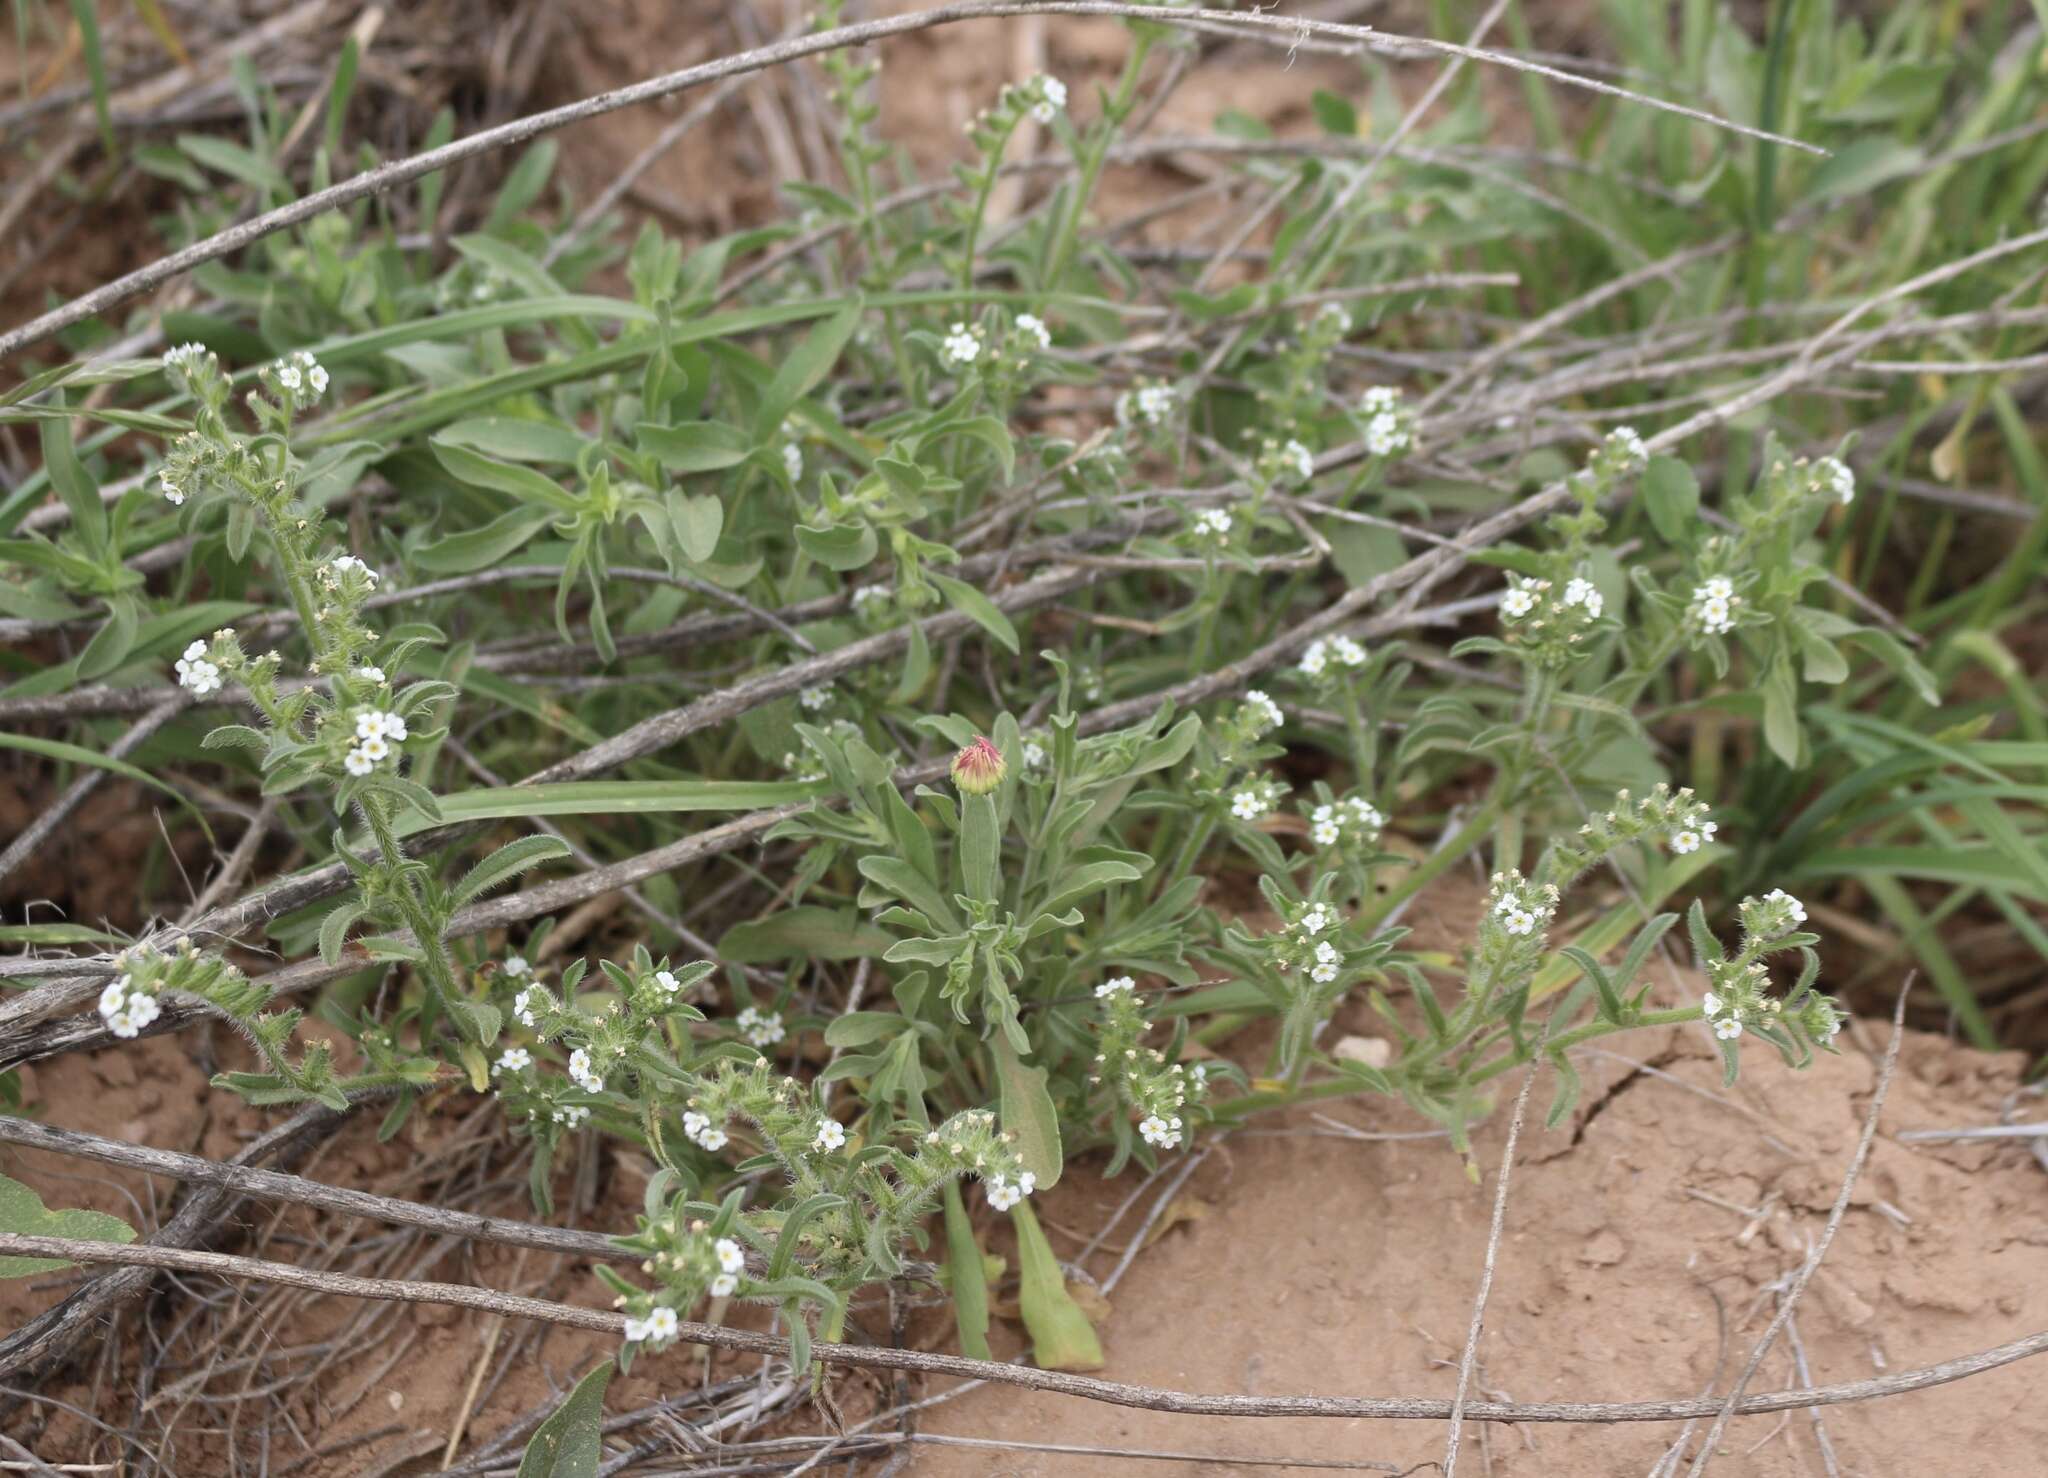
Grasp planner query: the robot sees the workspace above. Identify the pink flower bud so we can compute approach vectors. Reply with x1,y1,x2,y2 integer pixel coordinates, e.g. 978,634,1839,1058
950,735,1006,795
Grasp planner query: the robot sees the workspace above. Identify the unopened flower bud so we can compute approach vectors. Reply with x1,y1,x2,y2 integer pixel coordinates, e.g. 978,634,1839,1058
951,735,1007,795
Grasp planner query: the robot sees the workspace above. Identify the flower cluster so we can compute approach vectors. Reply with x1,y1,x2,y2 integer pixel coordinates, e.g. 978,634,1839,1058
939,321,984,369
1810,455,1854,505
616,1225,752,1346
799,683,833,712
97,974,163,1039
1596,425,1648,476
342,707,408,778
1191,506,1234,545
1028,74,1067,123
1090,975,1205,1151
1296,633,1368,682
1358,385,1415,458
1308,793,1385,853
1549,783,1718,878
324,554,380,589
736,1005,786,1049
1483,869,1560,946
1227,774,1289,823
1238,688,1283,736
1116,380,1177,430
1272,894,1350,984
1013,312,1053,351
1497,570,1609,666
1741,886,1808,938
1686,574,1740,637
175,638,224,696
266,349,329,405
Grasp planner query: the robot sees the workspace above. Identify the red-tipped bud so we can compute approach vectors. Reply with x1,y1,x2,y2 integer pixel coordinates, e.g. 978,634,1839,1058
950,735,1007,795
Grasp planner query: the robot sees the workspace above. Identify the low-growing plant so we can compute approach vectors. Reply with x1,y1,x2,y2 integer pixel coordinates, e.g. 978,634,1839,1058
3,0,2044,1438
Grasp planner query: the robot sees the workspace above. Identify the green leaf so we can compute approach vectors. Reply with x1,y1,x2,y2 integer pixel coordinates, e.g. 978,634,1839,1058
636,420,750,473
928,572,1018,654
0,1171,135,1279
413,506,557,574
388,780,818,837
794,521,877,570
0,731,185,804
177,133,288,192
1805,136,1924,201
719,906,895,963
1642,457,1699,545
428,437,580,513
452,835,571,907
68,0,113,158
671,492,724,563
993,1036,1063,1189
1010,1199,1101,1370
942,1182,993,1361
517,1359,612,1478
757,303,859,434
960,794,1000,904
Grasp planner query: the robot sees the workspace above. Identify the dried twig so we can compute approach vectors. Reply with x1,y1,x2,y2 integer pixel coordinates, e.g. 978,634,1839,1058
0,1231,2042,1428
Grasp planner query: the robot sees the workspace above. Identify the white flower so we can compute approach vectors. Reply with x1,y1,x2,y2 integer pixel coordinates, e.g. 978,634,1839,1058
654,969,679,995
1243,689,1283,731
1814,456,1854,505
159,469,186,505
1361,386,1400,415
1314,940,1339,966
736,1005,786,1047
1310,961,1339,984
1022,740,1047,770
553,1104,590,1129
1695,595,1736,635
683,1110,711,1141
383,714,407,741
1364,411,1408,457
306,362,329,397
1118,382,1176,427
1670,828,1703,854
645,1306,679,1340
781,442,803,480
799,684,832,712
276,362,303,392
356,665,386,683
1605,426,1648,470
1316,301,1352,335
163,342,208,375
98,979,129,1018
1562,578,1603,617
814,1118,847,1152
358,734,390,763
1501,908,1538,937
1701,991,1723,1017
503,955,531,978
852,584,889,611
622,1316,651,1343
1095,975,1135,999
355,710,387,740
1138,1114,1183,1149
1279,439,1315,483
1297,904,1332,936
940,323,982,368
1230,789,1267,821
1500,584,1538,620
175,651,222,695
1312,818,1342,847
1764,888,1808,924
985,1173,1034,1212
328,554,379,586
1014,312,1051,350
1713,1016,1743,1040
343,748,373,777
709,1272,738,1298
715,1237,746,1274
1195,507,1233,538
495,1047,531,1074
512,984,546,1028
567,1048,604,1094
1297,639,1329,678
1330,636,1367,668
1031,75,1067,123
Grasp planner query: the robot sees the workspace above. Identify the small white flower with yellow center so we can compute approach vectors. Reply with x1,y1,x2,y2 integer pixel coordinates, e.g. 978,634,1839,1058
343,749,374,777
1813,456,1854,505
1243,689,1283,731
1194,507,1233,539
1230,789,1268,821
1014,312,1051,350
1764,887,1808,924
1138,1114,1183,1148
495,1047,531,1074
1096,975,1135,999
1279,439,1315,484
715,1238,746,1274
1562,577,1604,618
1605,425,1648,470
1669,820,1718,854
567,1048,604,1094
1032,75,1068,123
985,1171,1035,1212
645,1306,679,1340
814,1119,846,1152
175,640,222,695
653,969,679,995
799,684,832,712
737,1006,785,1048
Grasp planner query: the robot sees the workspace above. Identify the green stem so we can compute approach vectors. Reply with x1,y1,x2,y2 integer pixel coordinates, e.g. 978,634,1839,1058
1039,36,1152,292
